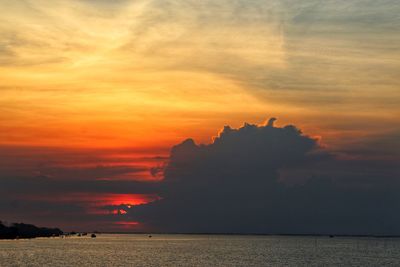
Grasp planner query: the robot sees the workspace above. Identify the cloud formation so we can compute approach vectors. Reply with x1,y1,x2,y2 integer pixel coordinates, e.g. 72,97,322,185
0,146,163,231
0,118,399,234
129,119,400,235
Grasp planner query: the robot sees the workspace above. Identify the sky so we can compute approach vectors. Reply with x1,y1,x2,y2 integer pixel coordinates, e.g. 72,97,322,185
0,0,399,233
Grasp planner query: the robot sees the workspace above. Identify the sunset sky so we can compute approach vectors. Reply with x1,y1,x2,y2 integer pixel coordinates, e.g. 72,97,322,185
1,0,399,233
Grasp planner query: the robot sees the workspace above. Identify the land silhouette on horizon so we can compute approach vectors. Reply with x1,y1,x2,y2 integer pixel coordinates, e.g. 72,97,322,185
0,221,63,239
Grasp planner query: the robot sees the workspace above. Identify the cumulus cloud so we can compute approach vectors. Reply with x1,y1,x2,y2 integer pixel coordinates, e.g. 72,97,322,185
129,119,400,235
1,119,399,234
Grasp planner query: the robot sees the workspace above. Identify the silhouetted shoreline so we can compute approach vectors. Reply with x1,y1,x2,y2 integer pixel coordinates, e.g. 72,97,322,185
2,220,399,240
94,232,400,238
0,221,63,239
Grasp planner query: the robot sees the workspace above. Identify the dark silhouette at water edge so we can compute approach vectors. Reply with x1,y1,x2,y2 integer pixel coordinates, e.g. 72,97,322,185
0,221,63,239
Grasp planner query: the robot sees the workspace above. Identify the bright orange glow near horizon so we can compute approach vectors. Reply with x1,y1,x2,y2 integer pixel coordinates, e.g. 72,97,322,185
21,192,161,215
113,221,140,230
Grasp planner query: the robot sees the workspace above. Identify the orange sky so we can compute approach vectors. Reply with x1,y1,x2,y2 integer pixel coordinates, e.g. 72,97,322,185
1,0,399,154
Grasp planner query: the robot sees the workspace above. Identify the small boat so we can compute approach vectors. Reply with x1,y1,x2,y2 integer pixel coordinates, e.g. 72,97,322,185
91,234,97,238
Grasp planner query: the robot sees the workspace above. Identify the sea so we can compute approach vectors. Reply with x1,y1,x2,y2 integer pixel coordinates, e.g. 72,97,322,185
1,234,400,266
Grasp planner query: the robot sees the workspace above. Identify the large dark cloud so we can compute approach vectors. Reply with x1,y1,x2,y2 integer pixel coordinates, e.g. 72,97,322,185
129,119,400,235
1,119,399,234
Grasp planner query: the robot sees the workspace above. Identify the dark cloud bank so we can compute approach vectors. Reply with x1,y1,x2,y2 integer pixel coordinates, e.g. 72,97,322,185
129,118,400,235
1,118,399,234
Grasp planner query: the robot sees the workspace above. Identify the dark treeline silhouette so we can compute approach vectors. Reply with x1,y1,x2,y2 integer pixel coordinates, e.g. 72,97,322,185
0,221,63,239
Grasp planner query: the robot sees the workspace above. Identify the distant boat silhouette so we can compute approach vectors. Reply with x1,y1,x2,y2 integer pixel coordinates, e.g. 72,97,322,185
91,234,96,238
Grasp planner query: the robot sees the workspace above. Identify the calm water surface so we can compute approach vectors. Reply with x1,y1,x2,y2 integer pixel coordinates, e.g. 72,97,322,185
1,234,400,266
